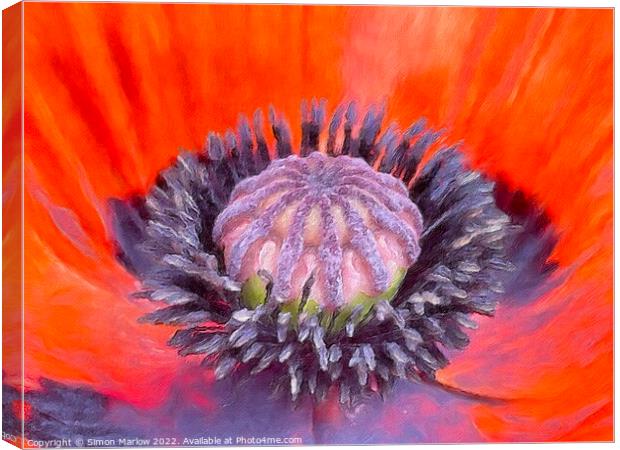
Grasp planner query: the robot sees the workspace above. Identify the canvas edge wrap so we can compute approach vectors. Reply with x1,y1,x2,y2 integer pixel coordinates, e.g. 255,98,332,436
3,1,24,448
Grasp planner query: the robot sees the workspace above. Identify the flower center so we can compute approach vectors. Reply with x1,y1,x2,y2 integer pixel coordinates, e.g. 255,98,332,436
213,152,423,310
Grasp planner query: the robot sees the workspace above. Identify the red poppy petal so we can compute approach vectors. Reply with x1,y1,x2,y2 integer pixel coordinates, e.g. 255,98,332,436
20,2,349,406
339,7,612,441
3,1,23,390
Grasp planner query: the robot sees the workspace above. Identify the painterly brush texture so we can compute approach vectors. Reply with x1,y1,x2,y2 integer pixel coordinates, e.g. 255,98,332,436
4,3,612,445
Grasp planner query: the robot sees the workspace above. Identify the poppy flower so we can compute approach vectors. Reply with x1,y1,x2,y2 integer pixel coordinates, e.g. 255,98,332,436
3,3,612,445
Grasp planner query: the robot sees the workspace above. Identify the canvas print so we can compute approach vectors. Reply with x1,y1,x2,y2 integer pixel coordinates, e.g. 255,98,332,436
2,2,613,446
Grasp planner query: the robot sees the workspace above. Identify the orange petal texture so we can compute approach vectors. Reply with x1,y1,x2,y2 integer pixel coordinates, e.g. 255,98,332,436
7,3,612,441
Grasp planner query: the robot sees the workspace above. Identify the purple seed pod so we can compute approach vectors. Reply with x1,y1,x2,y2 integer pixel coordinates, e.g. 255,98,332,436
213,151,423,310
